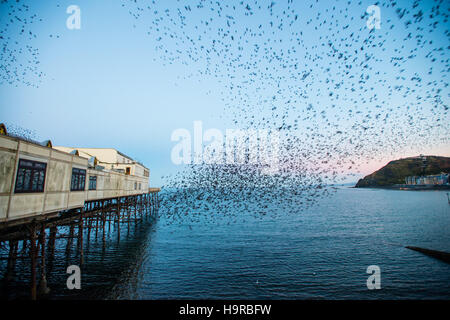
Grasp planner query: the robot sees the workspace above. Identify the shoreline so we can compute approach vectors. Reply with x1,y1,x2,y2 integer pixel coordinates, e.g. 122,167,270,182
353,185,450,191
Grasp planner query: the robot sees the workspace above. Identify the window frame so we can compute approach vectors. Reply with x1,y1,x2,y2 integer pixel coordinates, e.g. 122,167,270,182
14,159,47,194
71,167,86,191
88,175,97,190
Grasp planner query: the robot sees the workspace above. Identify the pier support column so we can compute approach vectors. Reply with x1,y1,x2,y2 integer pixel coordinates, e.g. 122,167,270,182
142,194,145,217
116,198,121,241
150,194,153,215
78,210,84,265
127,197,131,231
102,208,106,244
67,224,74,253
29,222,37,300
87,216,92,241
47,227,57,274
5,240,18,281
134,195,138,224
21,239,28,256
38,224,50,295
95,213,99,240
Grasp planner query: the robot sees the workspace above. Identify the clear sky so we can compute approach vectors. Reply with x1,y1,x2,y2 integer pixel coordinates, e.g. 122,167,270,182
1,0,449,186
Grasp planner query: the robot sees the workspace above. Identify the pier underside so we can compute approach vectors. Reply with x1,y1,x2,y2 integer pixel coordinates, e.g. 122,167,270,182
0,190,160,300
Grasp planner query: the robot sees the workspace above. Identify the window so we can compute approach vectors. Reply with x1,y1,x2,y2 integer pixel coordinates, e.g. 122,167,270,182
14,159,47,193
139,183,141,190
88,176,97,190
126,167,131,175
71,168,86,191
134,182,137,190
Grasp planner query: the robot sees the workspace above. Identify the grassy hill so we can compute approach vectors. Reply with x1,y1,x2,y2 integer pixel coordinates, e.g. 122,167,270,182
355,156,450,187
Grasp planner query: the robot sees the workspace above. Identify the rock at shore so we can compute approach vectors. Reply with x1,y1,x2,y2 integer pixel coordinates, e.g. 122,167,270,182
355,156,450,187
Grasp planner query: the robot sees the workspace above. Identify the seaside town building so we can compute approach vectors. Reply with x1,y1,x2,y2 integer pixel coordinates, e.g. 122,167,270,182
405,173,449,185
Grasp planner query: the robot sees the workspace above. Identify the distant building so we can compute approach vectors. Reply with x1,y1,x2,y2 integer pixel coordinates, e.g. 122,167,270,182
405,173,449,185
53,147,149,178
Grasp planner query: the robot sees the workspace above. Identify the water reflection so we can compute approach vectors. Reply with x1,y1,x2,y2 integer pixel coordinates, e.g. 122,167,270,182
0,209,158,300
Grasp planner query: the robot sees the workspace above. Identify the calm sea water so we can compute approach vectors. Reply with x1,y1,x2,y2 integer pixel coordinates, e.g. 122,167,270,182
1,187,449,299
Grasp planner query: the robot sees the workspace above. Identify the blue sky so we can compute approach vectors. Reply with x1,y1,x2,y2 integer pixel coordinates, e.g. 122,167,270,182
1,0,449,186
0,0,226,185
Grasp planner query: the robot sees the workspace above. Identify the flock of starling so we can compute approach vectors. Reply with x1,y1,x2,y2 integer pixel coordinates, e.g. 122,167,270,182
1,1,449,223
122,0,449,223
0,1,45,87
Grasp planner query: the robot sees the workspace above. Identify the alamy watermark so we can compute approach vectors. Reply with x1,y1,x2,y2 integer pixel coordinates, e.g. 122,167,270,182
66,265,81,290
366,5,381,30
171,121,280,171
66,5,81,30
366,265,381,290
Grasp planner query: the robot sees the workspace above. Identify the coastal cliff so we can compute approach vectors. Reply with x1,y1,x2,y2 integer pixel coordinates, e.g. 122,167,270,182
355,156,450,187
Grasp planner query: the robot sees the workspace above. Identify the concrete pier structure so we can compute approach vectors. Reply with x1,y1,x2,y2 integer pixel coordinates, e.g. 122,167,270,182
0,124,160,299
0,127,154,225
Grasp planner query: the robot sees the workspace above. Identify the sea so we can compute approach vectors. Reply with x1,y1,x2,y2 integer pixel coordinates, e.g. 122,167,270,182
1,187,449,299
